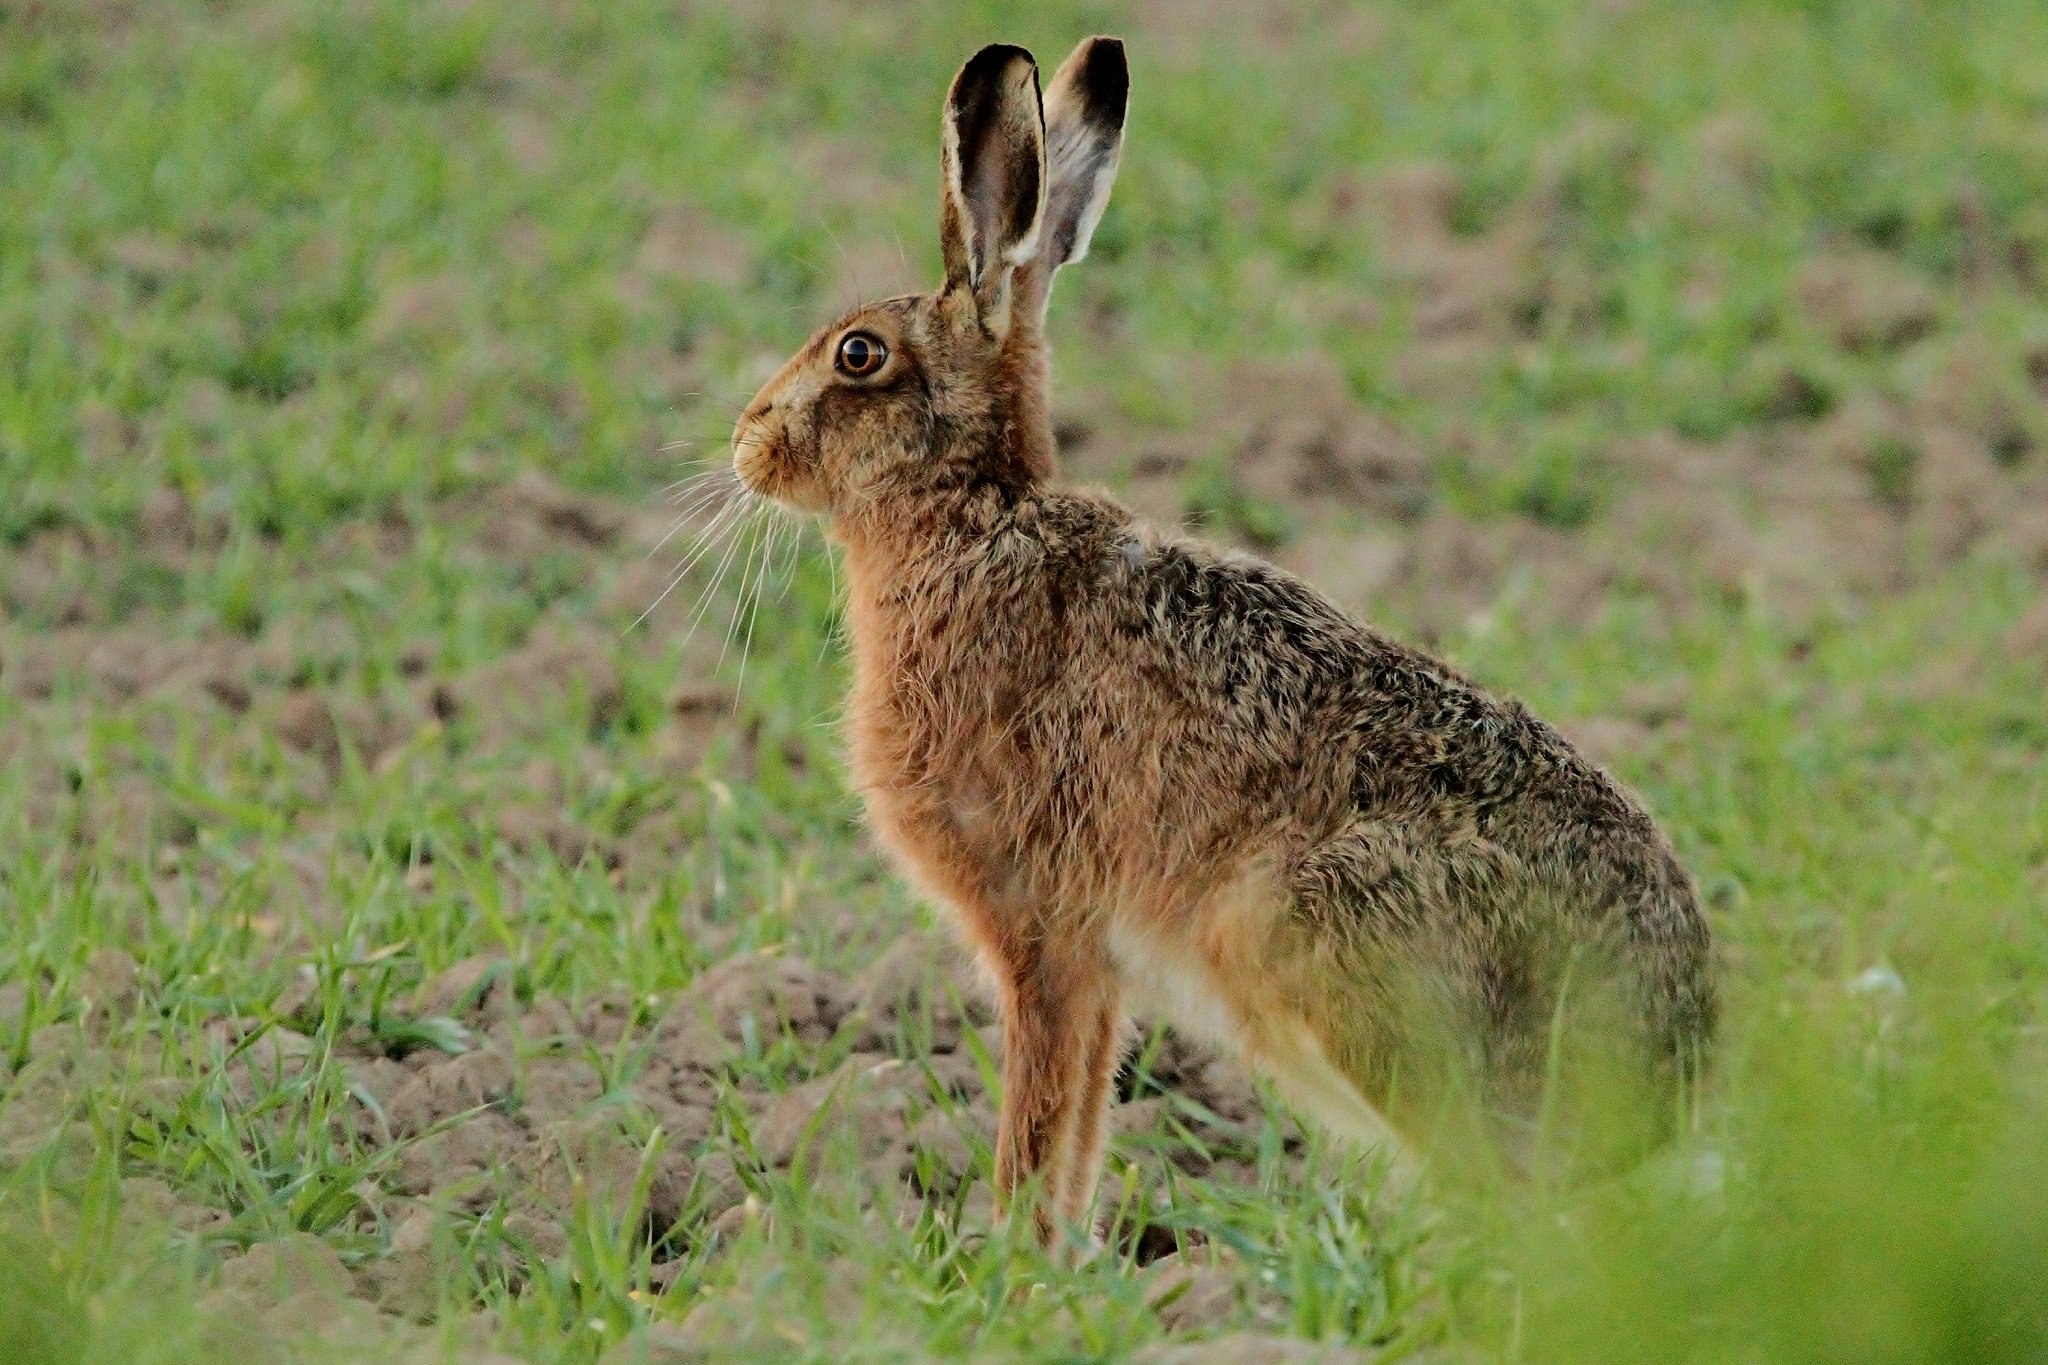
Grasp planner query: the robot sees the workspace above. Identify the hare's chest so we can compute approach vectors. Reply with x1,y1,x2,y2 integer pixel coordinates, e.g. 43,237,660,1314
846,620,1031,807
845,672,981,814
846,667,1027,871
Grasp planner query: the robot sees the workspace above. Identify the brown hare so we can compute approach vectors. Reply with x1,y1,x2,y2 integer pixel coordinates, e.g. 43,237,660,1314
730,37,1714,1247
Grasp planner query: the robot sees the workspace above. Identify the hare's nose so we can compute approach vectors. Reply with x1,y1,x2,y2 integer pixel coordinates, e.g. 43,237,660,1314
731,402,783,494
731,402,770,455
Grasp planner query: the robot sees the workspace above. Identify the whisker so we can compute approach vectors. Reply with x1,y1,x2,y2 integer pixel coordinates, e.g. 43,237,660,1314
657,520,741,612
706,513,765,675
668,484,736,517
681,501,757,651
665,470,739,513
627,498,750,634
774,513,802,603
645,488,737,562
677,492,749,569
653,470,742,535
659,474,733,511
674,544,741,646
657,458,728,494
717,512,770,673
816,532,844,668
732,516,779,703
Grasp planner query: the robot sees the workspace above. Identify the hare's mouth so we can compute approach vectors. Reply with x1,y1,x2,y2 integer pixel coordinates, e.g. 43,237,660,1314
730,412,785,495
731,425,829,515
730,432,775,494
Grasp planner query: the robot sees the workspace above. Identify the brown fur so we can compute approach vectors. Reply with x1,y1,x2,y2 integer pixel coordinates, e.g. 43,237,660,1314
732,38,1714,1248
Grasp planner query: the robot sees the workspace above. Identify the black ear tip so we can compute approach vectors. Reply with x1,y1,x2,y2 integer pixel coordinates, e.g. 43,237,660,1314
1077,35,1130,112
958,42,1039,87
949,43,1040,123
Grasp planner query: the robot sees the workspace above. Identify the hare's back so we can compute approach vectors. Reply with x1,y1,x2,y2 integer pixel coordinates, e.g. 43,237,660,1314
1102,528,1640,832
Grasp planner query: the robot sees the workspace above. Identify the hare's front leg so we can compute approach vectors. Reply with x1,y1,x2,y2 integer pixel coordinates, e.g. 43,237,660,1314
988,935,1120,1252
1053,988,1126,1236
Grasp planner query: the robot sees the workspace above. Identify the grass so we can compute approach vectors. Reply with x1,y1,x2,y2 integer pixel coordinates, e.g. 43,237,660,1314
3,0,2047,1360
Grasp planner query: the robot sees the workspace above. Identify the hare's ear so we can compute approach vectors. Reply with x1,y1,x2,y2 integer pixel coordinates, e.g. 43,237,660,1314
1036,36,1127,278
939,44,1046,317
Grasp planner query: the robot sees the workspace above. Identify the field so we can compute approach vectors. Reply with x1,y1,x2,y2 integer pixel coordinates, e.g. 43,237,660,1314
3,0,2047,1360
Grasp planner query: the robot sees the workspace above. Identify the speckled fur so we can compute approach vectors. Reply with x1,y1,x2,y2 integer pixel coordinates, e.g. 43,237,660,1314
733,38,1714,1246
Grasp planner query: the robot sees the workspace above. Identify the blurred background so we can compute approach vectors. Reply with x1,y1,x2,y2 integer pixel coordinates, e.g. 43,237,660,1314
3,2,2047,1361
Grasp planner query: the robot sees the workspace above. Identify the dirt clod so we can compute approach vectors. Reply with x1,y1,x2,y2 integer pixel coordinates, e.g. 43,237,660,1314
220,1232,354,1300
2004,602,2048,665
904,1103,987,1197
655,951,857,1065
658,682,735,770
357,1211,443,1321
395,1110,525,1206
1132,1333,1374,1365
0,981,27,1039
415,956,514,1025
1146,1251,1257,1334
387,1047,515,1136
513,1115,694,1229
79,947,140,1015
457,623,625,745
478,471,632,562
1798,252,1939,353
596,1317,716,1365
516,1053,606,1125
750,1053,921,1170
275,689,342,759
687,1151,750,1223
852,930,992,1054
1227,359,1432,523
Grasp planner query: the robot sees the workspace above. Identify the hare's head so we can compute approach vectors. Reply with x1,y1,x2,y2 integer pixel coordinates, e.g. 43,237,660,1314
733,39,1127,525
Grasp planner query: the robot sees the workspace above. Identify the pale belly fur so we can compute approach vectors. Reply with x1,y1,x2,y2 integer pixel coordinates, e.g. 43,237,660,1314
1104,853,1406,1162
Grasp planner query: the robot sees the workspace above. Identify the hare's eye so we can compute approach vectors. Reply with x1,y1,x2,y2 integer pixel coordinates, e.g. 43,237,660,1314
835,331,887,378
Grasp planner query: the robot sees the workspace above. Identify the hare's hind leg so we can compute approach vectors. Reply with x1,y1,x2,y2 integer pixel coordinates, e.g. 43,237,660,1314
986,931,1120,1251
1281,816,1522,1178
